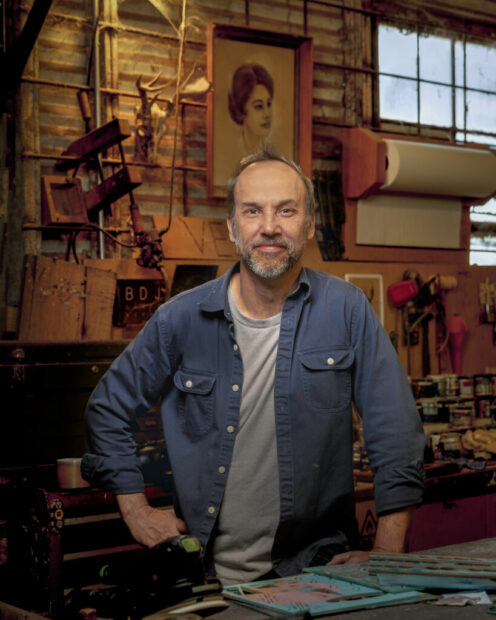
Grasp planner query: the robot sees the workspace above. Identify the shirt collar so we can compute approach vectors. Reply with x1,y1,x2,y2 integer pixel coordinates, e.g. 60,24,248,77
199,262,311,313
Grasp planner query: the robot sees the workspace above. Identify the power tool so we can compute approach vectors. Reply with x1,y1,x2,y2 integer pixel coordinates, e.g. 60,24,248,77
65,535,226,619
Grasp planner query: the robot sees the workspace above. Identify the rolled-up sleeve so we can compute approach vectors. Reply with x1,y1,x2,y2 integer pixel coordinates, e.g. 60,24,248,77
82,310,171,494
350,289,425,515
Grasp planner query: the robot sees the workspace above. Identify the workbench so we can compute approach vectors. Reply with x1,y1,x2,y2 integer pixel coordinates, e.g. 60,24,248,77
354,461,496,551
209,538,496,619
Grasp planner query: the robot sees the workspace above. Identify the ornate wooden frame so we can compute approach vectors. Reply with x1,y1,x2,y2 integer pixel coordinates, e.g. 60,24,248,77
206,23,313,197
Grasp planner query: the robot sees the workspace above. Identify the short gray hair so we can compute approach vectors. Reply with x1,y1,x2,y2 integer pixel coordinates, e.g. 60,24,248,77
226,146,316,223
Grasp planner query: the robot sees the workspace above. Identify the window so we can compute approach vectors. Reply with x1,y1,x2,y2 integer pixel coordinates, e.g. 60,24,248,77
378,24,496,265
470,199,496,266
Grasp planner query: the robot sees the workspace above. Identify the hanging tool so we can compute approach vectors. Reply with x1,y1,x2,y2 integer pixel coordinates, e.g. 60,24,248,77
388,272,452,376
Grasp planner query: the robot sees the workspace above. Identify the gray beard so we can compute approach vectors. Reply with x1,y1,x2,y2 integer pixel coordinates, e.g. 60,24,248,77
232,231,302,279
242,244,300,278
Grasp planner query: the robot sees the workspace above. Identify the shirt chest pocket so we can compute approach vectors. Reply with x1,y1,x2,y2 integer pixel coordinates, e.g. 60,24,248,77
299,348,354,413
173,368,216,437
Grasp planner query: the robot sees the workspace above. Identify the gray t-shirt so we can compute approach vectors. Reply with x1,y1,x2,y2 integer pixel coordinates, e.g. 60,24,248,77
213,284,281,585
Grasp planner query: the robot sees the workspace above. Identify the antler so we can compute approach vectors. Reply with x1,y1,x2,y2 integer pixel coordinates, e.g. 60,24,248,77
136,72,172,93
136,73,173,110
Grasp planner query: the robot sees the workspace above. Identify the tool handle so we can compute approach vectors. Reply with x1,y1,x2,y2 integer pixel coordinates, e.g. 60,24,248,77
77,90,93,131
130,202,145,236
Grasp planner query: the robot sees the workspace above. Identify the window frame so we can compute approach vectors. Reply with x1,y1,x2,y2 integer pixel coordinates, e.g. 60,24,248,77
376,22,496,145
376,21,496,266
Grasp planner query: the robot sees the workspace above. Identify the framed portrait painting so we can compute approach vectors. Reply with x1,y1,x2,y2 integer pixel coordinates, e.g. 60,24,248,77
206,23,313,197
344,273,385,325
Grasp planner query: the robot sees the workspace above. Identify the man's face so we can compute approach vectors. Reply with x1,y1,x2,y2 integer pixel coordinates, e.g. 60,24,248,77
227,161,315,279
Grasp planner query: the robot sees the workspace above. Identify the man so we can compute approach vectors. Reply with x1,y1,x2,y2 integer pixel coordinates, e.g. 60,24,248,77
82,149,425,585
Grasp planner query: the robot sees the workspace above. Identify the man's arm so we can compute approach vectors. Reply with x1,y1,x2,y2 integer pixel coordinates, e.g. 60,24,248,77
340,287,424,564
374,505,414,552
117,493,188,548
329,505,414,564
82,311,171,494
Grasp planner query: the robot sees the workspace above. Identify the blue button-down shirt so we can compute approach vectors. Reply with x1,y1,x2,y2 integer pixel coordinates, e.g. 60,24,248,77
82,263,424,576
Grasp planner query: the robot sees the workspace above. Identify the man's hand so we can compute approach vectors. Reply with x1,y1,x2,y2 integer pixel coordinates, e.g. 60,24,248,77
117,493,188,548
328,550,370,565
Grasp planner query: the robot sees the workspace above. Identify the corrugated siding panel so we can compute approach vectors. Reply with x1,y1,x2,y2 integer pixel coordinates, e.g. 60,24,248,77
24,1,354,257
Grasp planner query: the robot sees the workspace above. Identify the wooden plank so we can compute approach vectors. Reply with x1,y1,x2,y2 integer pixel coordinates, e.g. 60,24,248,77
57,118,132,170
83,266,117,341
18,256,85,341
17,255,37,339
83,167,142,217
152,215,238,260
41,175,88,225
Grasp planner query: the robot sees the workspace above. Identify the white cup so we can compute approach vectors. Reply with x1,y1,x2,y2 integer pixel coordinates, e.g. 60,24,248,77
56,458,90,489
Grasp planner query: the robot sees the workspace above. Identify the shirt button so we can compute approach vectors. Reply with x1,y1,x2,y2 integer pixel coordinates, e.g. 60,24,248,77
218,466,226,474
327,357,335,366
185,380,193,387
232,384,239,392
208,506,215,514
233,344,238,352
226,425,235,433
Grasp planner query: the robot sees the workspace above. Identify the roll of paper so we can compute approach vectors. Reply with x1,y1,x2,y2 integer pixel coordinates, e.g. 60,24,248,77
381,139,496,198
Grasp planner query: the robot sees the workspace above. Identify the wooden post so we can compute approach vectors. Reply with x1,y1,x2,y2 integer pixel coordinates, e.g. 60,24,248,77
4,2,42,335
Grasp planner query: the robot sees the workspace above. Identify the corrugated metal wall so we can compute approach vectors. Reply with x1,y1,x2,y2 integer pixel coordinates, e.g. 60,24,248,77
30,0,357,250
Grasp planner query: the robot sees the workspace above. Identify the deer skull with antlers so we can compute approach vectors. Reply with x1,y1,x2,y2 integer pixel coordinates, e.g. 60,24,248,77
134,69,211,164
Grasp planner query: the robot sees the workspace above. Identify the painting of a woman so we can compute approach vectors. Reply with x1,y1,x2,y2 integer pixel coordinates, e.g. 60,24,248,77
228,64,274,154
209,35,295,195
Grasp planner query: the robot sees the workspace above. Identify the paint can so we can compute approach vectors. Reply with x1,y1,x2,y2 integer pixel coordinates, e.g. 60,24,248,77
443,374,459,397
441,432,462,459
458,376,474,397
418,398,438,423
474,374,492,396
450,399,474,427
476,397,493,419
412,378,436,399
428,374,446,397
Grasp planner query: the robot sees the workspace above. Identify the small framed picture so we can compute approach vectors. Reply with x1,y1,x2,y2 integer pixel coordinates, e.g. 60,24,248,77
345,273,384,325
206,23,313,196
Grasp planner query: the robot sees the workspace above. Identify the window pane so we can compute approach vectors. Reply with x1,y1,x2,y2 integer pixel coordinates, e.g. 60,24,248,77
419,83,451,126
419,35,451,83
471,199,496,223
455,87,465,130
465,132,496,146
470,251,496,265
454,41,465,87
379,25,417,78
466,42,496,91
466,92,496,133
379,75,418,122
